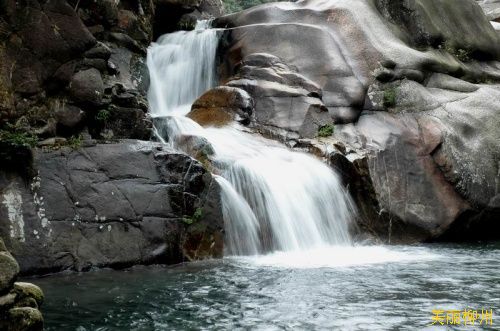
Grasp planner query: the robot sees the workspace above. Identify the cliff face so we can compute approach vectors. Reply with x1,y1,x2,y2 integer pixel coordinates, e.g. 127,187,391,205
0,0,225,276
198,0,500,243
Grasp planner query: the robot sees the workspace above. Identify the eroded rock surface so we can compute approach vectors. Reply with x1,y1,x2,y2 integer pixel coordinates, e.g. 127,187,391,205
0,141,223,275
209,0,500,242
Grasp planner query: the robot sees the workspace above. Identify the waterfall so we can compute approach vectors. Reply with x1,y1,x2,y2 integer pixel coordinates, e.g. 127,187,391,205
147,22,355,256
148,21,218,118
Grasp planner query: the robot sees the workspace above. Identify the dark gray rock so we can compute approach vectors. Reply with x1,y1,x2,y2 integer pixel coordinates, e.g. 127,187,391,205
69,69,105,107
103,106,151,140
0,141,223,275
84,42,112,60
55,104,85,130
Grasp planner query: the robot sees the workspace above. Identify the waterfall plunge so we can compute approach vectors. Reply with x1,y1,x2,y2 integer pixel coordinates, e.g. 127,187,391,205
147,22,355,256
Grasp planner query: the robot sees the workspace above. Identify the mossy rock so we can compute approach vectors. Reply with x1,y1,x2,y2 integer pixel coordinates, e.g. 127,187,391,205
13,283,44,308
0,252,19,294
5,307,43,331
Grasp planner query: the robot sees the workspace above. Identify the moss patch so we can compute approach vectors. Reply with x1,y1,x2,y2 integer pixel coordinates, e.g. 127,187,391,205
317,124,334,137
383,87,397,108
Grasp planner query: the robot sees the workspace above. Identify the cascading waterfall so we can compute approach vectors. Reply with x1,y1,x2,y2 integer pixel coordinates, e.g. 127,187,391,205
147,22,356,256
148,20,218,118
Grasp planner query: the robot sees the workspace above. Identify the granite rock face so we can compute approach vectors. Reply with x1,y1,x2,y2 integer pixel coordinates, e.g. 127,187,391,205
209,0,500,242
0,141,224,275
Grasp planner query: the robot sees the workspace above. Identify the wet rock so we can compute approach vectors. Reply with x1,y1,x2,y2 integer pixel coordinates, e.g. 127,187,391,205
4,307,43,331
188,86,254,126
0,141,223,275
69,69,105,106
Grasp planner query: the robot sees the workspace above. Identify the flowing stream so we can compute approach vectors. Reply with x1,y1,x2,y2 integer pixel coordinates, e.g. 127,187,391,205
34,22,499,331
147,21,354,256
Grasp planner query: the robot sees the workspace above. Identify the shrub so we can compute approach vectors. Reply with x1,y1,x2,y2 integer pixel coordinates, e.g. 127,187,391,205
96,109,110,122
440,40,471,62
0,125,37,148
67,134,82,150
317,124,334,138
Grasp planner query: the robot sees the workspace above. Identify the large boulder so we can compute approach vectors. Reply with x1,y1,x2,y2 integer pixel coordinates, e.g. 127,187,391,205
213,0,500,242
0,141,224,275
69,69,105,106
188,86,254,127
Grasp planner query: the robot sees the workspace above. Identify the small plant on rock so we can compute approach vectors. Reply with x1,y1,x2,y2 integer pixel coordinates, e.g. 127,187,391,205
183,207,203,225
383,87,397,108
67,134,82,150
440,40,471,62
317,124,335,138
96,109,110,122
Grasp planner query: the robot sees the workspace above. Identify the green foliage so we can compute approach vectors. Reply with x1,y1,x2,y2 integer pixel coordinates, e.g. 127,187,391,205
183,207,203,225
178,20,196,31
317,124,334,138
96,109,110,122
0,125,37,148
67,134,82,150
383,87,397,108
440,40,471,62
223,0,286,13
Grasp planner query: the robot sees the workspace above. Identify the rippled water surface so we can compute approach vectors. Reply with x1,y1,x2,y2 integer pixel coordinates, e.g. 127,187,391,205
33,243,499,331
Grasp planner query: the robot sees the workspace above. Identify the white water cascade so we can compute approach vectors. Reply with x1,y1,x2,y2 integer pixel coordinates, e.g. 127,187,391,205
147,22,356,256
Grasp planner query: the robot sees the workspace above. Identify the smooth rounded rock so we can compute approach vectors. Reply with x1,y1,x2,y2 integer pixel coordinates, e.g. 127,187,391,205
13,282,44,308
69,68,104,106
0,252,19,294
188,86,254,127
6,307,44,331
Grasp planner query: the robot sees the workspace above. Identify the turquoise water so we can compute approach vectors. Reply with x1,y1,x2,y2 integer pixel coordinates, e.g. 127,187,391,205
32,243,499,330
